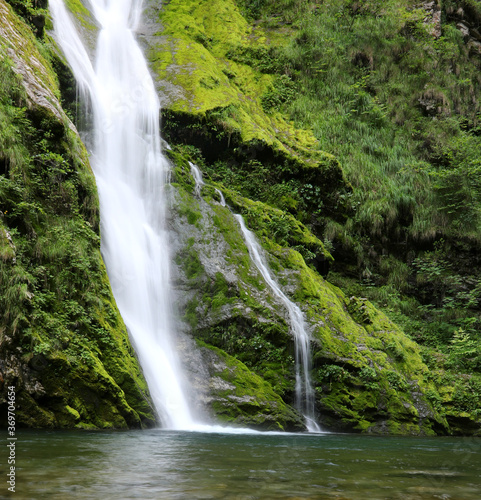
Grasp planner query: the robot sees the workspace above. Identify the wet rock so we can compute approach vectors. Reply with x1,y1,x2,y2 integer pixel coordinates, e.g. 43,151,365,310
457,22,471,41
418,88,450,116
467,39,481,56
196,344,305,431
423,1,441,38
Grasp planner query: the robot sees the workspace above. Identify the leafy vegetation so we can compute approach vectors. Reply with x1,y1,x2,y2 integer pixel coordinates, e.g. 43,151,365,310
4,0,48,37
241,0,481,330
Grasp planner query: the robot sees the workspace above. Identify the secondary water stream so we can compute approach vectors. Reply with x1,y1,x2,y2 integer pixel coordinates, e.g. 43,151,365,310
189,163,320,431
234,215,320,432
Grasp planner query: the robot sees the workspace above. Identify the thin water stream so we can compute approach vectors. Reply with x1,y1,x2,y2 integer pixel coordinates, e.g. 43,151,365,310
234,215,320,432
188,163,320,431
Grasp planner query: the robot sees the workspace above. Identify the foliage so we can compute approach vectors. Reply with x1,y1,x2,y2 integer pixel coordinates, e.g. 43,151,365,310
358,366,379,390
247,0,481,384
5,0,48,37
318,364,348,388
448,329,479,370
261,74,298,112
386,370,409,392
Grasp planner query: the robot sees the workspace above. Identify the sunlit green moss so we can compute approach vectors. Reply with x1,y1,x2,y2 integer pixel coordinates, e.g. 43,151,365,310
149,0,330,163
197,340,304,430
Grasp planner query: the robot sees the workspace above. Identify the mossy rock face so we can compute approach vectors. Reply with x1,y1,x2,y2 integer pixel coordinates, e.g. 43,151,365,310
0,0,154,429
167,160,302,427
142,0,351,219
196,341,304,431
166,150,452,435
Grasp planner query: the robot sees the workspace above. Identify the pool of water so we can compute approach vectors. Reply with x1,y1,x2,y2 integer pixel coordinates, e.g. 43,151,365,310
2,429,480,499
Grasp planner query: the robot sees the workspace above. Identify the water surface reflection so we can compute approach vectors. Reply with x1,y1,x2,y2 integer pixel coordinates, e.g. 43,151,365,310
5,430,481,499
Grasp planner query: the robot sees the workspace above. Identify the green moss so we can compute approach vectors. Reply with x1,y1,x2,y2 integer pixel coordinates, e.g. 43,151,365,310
175,186,203,227
211,272,233,310
63,0,97,32
1,1,60,96
150,0,350,214
64,0,90,18
184,297,199,329
225,189,333,262
197,340,304,430
65,405,80,420
175,237,204,281
4,0,49,38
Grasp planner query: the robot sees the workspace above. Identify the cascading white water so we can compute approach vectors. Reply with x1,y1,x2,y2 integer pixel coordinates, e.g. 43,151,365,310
189,162,225,206
189,162,204,197
216,189,226,207
234,215,321,432
187,164,320,432
50,0,195,430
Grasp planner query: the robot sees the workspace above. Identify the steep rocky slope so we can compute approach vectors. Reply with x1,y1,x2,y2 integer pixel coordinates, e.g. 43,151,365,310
165,156,447,433
140,0,481,434
1,0,479,434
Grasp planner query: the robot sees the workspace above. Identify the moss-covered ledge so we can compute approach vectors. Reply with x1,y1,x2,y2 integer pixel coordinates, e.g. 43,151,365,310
161,108,350,217
142,0,351,219
196,341,305,431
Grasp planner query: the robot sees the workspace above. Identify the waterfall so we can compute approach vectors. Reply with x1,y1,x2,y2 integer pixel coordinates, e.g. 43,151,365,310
234,216,320,432
188,165,320,432
189,162,204,197
189,162,225,206
50,0,195,430
216,189,226,207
